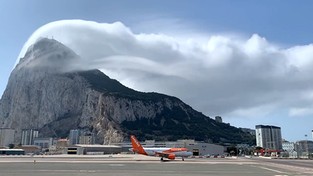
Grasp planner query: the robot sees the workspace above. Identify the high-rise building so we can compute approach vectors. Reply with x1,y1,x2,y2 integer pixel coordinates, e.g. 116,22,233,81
0,128,15,147
69,129,80,145
255,125,282,150
79,135,95,145
21,129,39,145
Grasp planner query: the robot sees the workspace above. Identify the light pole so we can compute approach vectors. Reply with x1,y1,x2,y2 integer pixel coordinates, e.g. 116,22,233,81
305,134,308,158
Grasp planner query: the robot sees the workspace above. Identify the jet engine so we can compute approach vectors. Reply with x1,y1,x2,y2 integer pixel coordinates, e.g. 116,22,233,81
167,153,176,160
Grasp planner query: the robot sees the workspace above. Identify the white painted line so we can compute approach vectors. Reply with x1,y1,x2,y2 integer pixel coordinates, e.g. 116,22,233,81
109,164,125,166
258,166,287,174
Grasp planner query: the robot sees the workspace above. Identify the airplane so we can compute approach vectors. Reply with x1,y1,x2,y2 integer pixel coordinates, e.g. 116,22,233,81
130,135,193,161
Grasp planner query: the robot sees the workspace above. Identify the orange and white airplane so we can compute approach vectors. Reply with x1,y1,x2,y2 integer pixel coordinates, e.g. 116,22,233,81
130,135,192,161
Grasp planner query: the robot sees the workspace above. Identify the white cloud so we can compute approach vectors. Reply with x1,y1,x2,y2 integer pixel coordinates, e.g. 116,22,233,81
289,107,313,117
17,20,313,119
226,104,275,119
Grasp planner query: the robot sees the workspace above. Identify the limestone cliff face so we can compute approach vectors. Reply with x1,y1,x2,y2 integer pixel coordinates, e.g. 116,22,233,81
1,38,127,144
0,38,255,145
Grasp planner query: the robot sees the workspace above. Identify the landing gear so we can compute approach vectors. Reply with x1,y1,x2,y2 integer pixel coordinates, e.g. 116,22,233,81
182,157,185,161
160,157,164,161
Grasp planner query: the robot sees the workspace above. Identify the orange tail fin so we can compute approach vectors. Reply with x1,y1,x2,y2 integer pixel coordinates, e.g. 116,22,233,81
130,135,147,155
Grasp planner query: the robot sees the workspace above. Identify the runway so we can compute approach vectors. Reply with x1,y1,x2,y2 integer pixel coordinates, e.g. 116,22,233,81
0,155,312,176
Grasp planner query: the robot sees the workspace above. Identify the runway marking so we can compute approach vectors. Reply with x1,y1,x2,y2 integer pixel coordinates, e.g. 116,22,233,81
79,170,96,173
258,166,287,174
109,164,125,167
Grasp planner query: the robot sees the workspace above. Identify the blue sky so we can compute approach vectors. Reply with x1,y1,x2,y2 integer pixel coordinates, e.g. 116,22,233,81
1,0,313,142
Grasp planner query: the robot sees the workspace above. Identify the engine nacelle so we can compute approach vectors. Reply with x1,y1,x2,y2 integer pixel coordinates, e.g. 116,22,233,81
167,153,176,160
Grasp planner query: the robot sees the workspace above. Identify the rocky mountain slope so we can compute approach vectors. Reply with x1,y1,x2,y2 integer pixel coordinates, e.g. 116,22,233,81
0,38,254,145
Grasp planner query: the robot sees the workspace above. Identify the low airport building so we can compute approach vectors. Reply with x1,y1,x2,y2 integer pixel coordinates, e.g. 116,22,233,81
34,137,54,150
64,144,122,155
119,139,224,156
0,149,25,155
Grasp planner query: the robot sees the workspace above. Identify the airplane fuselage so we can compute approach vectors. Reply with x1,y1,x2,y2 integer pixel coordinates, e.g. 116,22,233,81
143,147,192,157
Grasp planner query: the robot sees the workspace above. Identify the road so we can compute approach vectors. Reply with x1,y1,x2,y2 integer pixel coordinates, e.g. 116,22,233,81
0,155,312,176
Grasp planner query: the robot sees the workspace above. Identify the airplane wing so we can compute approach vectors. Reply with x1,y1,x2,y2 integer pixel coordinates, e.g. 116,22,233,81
155,151,176,160
154,148,190,160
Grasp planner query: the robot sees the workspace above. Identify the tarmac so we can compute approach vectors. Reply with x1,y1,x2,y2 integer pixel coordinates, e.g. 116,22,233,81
0,154,312,176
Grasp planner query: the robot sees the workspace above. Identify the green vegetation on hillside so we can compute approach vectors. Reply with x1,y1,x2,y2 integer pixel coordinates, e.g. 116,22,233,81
77,69,255,145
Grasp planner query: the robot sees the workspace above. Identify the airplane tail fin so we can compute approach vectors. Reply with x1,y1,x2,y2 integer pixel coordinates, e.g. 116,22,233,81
130,135,147,155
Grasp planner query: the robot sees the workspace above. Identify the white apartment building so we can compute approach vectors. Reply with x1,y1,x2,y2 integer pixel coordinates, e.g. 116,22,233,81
282,141,297,158
79,135,95,145
255,125,282,150
282,141,295,152
69,129,80,145
0,128,15,147
21,129,39,145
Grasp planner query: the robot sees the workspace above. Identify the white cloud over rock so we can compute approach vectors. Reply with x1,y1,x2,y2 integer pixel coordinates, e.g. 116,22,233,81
18,20,313,119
